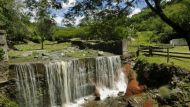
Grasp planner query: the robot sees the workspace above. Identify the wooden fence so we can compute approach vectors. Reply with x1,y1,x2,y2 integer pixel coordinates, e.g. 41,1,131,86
137,45,190,62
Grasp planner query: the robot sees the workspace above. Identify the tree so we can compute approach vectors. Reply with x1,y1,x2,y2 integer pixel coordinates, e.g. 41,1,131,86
37,18,55,49
24,0,55,49
143,0,190,49
0,0,30,46
59,0,190,49
36,0,55,49
86,15,134,40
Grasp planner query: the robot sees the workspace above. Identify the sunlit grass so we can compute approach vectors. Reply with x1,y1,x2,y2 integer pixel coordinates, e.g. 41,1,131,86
8,41,71,63
138,54,190,71
13,41,71,52
170,46,189,52
128,38,190,71
65,49,99,58
8,41,112,63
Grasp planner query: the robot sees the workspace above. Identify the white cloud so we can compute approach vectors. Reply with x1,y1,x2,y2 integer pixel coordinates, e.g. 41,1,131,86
53,16,84,26
75,16,84,26
128,8,141,17
62,0,76,9
54,16,64,26
165,0,172,2
52,0,78,26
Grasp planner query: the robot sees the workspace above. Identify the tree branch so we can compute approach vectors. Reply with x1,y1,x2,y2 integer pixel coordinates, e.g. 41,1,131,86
145,0,187,35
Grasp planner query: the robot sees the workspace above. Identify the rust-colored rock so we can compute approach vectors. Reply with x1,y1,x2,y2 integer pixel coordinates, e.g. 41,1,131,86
123,63,145,98
123,63,132,78
125,79,144,97
143,99,154,107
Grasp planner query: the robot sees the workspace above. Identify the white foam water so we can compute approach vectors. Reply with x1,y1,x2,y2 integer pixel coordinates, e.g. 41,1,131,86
15,56,127,107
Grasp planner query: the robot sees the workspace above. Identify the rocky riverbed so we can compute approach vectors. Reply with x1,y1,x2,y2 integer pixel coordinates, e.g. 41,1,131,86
81,60,190,107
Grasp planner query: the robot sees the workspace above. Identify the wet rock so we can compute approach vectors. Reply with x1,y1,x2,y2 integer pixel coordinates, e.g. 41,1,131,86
0,31,9,82
61,53,65,56
95,96,101,101
98,51,104,56
94,87,101,101
42,52,49,56
22,51,33,57
134,60,175,88
118,91,124,96
123,63,145,98
125,79,145,98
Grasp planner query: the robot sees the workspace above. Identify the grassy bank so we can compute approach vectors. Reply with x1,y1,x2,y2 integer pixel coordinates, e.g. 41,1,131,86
8,41,71,63
8,41,113,63
138,55,190,71
129,44,190,71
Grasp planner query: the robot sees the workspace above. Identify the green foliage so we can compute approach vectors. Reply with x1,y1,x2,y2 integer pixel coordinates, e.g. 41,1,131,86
164,0,190,32
53,27,89,40
136,31,156,44
87,16,135,40
36,0,56,49
37,18,55,41
0,48,4,61
0,93,19,107
88,19,120,40
127,0,190,43
0,0,31,43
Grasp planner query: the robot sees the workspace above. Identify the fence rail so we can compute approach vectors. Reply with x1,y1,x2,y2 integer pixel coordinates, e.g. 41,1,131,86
137,45,190,62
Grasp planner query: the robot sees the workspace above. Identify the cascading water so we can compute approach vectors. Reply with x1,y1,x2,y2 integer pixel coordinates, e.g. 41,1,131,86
45,61,71,107
15,56,127,107
15,64,39,107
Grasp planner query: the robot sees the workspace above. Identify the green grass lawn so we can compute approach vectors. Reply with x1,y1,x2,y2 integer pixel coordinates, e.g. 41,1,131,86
126,31,190,71
8,41,113,63
136,45,190,71
138,55,190,71
8,41,71,63
10,41,71,53
170,46,189,52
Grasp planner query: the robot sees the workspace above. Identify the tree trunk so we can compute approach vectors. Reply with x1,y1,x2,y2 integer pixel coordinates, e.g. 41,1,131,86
185,36,190,50
144,0,186,34
144,0,190,50
41,40,44,50
41,36,44,50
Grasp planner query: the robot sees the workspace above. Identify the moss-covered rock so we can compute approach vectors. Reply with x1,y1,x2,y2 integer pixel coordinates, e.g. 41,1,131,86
134,60,188,88
133,60,190,107
0,48,4,61
0,93,19,107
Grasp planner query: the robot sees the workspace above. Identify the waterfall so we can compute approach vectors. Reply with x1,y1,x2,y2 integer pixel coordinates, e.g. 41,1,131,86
95,56,121,88
15,56,124,107
15,64,39,107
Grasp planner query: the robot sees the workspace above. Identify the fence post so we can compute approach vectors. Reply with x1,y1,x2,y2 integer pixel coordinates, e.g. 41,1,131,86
167,48,170,63
149,46,153,56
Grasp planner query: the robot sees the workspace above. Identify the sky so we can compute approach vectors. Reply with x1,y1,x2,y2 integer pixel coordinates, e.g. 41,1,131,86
19,0,147,26
51,0,147,26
